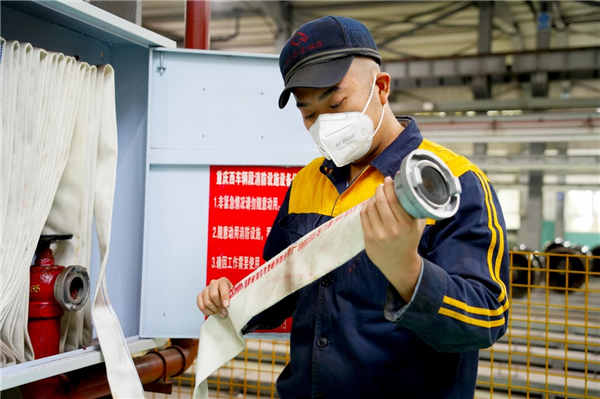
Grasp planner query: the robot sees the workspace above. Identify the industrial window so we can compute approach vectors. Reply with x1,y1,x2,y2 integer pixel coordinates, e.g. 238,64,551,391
497,189,521,231
565,190,600,234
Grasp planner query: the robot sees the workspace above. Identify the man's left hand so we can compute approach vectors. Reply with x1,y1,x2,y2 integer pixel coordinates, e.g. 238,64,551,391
360,176,426,302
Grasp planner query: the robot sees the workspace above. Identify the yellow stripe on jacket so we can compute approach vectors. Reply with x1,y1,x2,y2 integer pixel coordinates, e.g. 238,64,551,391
289,139,487,218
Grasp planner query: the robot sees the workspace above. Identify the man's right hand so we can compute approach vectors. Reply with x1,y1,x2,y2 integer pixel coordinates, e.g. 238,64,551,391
197,277,232,318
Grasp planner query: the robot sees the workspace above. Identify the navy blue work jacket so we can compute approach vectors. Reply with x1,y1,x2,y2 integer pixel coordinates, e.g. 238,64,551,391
244,117,510,399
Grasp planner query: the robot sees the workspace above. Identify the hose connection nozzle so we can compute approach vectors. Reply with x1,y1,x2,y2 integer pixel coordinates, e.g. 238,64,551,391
394,149,462,220
55,265,90,312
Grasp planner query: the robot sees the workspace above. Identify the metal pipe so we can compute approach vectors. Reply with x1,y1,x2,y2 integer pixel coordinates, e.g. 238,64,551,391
510,245,542,298
20,339,199,398
185,1,211,50
377,2,473,48
212,15,240,43
390,97,600,114
543,238,589,292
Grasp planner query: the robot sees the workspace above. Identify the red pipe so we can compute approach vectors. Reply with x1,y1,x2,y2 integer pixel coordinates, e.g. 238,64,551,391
20,339,199,398
185,1,211,50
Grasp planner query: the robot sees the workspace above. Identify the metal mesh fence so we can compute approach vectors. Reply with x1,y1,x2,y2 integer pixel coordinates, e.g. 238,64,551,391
147,251,600,399
477,251,600,398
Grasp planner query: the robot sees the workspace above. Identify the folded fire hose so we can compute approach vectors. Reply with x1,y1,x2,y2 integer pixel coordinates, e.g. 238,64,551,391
1,39,145,397
193,149,462,398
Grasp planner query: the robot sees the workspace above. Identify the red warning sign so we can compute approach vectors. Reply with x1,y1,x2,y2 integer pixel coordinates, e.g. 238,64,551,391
207,165,302,333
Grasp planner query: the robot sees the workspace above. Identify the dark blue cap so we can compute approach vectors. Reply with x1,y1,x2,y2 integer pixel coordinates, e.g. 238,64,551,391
278,16,381,109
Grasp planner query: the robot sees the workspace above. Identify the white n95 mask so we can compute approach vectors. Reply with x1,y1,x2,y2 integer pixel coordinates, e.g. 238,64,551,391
309,74,385,167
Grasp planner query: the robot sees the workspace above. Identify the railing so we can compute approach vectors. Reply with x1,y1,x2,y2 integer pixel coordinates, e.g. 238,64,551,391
147,251,600,399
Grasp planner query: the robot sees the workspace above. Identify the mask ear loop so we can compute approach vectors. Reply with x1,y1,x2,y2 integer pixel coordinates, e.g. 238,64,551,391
361,74,379,114
363,74,386,135
373,101,386,135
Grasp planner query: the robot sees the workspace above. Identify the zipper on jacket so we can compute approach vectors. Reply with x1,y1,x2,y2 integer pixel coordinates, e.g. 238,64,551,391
329,165,370,217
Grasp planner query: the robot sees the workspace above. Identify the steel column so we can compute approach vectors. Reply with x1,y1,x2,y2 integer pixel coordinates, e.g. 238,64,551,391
185,1,211,50
556,144,567,220
474,143,488,156
555,192,565,239
536,1,552,50
533,1,551,97
518,143,545,250
473,3,493,101
477,1,493,54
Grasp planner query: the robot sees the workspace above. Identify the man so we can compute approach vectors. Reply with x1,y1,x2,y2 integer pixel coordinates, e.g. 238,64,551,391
198,16,510,399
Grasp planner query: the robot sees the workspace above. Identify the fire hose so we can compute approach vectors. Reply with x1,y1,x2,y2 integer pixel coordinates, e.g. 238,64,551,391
193,149,462,398
1,39,144,397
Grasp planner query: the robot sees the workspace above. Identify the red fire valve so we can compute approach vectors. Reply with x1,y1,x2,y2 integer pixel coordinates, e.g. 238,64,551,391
28,235,90,359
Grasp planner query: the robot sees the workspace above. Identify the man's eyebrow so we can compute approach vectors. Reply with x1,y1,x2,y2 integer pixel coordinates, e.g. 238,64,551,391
296,86,341,108
319,86,340,101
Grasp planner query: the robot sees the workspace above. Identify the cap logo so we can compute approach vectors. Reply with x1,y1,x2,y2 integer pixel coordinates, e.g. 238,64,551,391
291,32,309,46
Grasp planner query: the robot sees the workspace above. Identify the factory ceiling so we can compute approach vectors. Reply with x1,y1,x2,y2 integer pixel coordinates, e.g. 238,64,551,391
139,1,600,177
141,1,600,57
141,1,600,107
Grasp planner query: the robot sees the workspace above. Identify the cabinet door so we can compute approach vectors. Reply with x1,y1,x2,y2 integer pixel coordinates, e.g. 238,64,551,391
141,48,316,338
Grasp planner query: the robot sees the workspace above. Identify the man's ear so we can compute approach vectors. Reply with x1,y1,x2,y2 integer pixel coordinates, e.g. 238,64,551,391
376,72,391,105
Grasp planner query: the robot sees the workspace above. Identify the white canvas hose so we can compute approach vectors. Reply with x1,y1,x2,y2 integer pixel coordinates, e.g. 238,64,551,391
1,41,84,365
43,63,98,354
193,203,367,398
90,64,146,397
1,39,145,397
193,150,462,398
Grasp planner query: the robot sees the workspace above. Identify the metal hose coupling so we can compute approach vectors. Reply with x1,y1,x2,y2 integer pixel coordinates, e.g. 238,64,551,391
394,149,462,220
54,265,90,311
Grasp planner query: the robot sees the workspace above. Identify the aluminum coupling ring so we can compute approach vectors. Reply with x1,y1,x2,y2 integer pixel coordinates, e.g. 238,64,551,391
54,265,90,312
394,149,462,220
